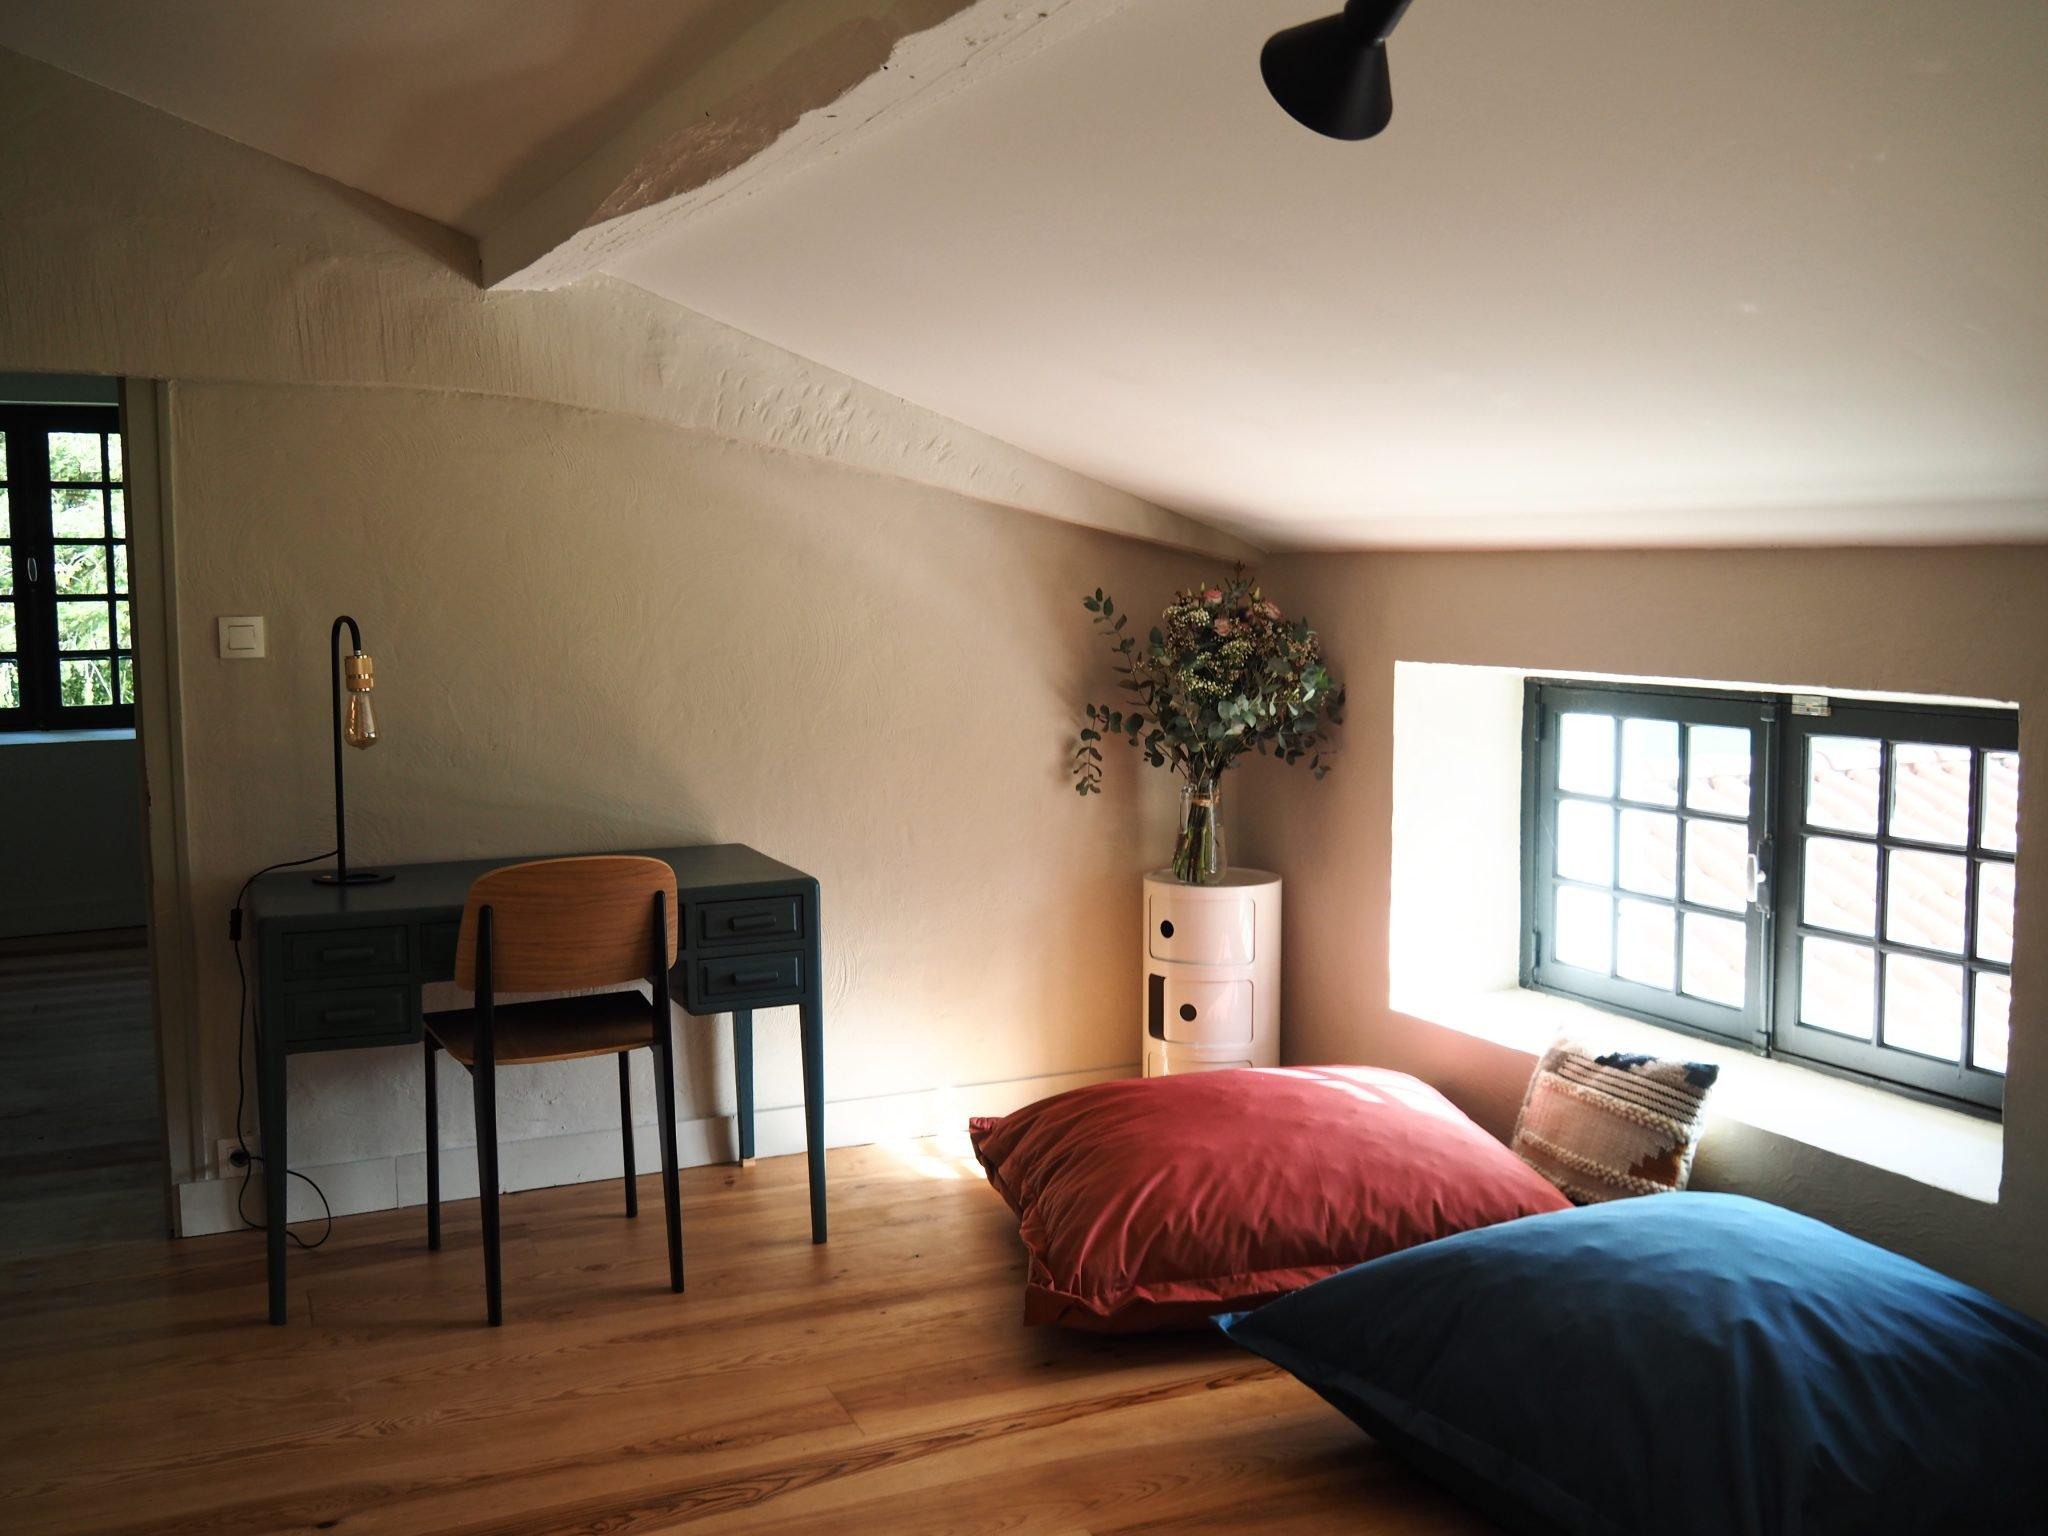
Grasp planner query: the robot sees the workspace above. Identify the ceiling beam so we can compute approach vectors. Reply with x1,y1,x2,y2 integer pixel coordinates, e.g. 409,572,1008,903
482,0,1132,291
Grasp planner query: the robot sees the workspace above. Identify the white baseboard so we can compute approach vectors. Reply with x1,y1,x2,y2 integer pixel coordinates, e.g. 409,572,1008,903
173,1063,1133,1237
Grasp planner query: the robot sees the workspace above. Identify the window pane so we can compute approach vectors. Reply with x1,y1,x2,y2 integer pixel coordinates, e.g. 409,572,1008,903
1683,819,1749,913
1558,713,1615,797
1802,836,1878,937
1882,954,1964,1061
0,549,9,597
1976,861,2014,965
0,600,12,653
1800,937,1874,1038
1686,724,1750,816
51,487,105,537
0,486,9,536
1680,911,1746,1008
1981,752,2018,855
57,599,111,652
1620,718,1680,806
110,488,126,537
118,656,134,706
1618,809,1678,897
59,657,115,706
114,543,129,593
107,433,123,482
1807,736,1880,834
1556,800,1614,886
1554,885,1612,973
1974,972,2010,1075
1889,742,1970,846
1615,898,1675,990
48,431,102,483
0,658,15,709
55,543,107,594
0,428,7,478
1883,848,1967,954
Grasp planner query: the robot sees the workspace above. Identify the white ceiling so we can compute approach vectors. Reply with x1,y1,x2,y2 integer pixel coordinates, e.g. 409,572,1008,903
0,0,753,236
605,0,2048,548
4,0,2045,549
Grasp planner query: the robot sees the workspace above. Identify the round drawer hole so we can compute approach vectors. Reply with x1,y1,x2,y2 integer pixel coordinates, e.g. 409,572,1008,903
1178,1003,1197,1022
1159,919,1175,939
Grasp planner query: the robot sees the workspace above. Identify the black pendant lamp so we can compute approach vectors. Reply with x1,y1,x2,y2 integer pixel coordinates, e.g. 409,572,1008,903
1261,0,1415,141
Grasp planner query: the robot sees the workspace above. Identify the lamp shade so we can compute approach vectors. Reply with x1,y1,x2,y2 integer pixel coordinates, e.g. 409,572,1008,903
1261,0,1413,141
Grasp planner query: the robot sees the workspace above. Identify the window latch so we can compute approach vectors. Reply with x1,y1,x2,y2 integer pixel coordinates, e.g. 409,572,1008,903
1747,845,1771,909
23,556,36,585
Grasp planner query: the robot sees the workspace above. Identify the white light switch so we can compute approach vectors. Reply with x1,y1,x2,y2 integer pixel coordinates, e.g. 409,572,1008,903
218,616,266,659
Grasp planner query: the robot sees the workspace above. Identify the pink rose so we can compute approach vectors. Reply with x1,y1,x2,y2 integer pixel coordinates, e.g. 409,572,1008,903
1260,601,1281,620
1213,617,1233,636
1202,587,1224,603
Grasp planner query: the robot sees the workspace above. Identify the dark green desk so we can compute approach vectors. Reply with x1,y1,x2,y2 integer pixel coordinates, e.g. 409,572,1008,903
246,843,825,1324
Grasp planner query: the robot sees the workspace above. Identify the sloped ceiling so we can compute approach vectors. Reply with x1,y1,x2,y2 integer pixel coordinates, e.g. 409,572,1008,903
4,0,2045,549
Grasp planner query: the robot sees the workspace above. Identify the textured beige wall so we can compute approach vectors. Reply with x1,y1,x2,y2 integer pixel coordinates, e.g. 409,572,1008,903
0,48,1212,1204
1242,547,2048,1318
171,380,1195,1182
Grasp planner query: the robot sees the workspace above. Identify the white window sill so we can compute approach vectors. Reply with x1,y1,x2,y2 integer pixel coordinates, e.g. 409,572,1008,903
1399,984,2002,1204
0,728,136,746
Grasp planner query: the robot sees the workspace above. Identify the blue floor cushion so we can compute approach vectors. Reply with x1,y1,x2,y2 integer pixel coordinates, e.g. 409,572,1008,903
1220,1193,2048,1536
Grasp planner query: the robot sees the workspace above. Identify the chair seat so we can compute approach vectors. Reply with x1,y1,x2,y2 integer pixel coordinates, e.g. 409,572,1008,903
426,990,657,1066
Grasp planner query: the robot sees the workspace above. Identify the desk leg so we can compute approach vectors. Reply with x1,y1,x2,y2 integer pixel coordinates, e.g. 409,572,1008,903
257,1032,288,1324
732,1009,755,1165
799,987,826,1243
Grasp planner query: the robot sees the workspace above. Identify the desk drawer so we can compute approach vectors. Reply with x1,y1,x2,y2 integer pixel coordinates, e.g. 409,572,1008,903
283,985,415,1046
285,925,409,981
692,950,804,1008
419,920,461,982
695,896,803,948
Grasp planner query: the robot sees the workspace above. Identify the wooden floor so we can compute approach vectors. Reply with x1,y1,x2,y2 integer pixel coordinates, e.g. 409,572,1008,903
0,1135,1499,1536
0,946,164,1261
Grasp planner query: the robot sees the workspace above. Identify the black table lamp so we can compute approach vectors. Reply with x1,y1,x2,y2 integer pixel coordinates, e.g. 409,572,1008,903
313,614,393,886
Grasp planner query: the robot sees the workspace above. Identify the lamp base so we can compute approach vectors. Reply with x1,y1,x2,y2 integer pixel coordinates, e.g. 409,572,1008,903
311,869,396,886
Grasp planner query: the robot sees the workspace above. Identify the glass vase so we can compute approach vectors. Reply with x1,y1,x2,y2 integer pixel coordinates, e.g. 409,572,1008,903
1172,778,1227,885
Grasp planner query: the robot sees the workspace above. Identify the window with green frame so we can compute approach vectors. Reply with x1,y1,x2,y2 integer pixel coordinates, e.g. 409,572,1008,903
0,404,134,730
1522,680,2016,1114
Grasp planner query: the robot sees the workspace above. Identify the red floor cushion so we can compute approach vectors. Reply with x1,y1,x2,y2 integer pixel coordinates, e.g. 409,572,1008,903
969,1066,1571,1331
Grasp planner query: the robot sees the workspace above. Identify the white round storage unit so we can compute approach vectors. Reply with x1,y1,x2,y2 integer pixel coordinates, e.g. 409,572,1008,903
1142,869,1281,1076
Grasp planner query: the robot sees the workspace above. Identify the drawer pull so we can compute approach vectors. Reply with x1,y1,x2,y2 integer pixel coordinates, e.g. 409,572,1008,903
320,946,378,964
322,1007,380,1025
732,969,782,986
728,913,780,932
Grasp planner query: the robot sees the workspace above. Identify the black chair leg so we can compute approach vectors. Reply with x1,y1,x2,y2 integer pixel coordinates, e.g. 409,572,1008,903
424,1034,441,1251
473,1057,503,1326
653,1018,684,1292
619,1051,638,1219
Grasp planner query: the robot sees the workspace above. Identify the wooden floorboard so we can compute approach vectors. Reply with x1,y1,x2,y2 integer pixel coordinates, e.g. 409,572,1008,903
0,1134,1499,1535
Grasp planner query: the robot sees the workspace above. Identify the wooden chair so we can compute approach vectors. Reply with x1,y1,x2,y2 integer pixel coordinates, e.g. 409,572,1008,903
422,855,683,1325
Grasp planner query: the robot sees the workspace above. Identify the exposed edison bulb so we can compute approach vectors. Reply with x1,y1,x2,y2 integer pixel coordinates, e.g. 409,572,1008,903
342,653,379,749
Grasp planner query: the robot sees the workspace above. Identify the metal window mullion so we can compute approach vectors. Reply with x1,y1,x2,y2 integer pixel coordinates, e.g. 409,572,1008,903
1960,747,1985,1068
1871,742,1894,1047
1674,723,1692,992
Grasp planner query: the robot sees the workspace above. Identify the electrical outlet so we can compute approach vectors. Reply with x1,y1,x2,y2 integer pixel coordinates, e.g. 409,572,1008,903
217,1137,257,1178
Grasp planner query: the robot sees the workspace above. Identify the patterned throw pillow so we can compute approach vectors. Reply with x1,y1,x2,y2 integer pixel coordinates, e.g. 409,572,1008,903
1511,1037,1719,1202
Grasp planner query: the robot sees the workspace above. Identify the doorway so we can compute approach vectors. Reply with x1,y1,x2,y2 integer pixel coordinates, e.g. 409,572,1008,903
0,373,168,1258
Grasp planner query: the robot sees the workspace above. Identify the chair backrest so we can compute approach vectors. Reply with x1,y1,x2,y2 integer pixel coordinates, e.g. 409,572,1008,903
454,855,678,993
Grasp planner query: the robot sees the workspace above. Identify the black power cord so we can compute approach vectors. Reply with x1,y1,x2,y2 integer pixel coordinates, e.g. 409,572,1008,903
230,852,338,1250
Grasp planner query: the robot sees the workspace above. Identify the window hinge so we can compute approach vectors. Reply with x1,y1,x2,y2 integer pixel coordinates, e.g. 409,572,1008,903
1790,694,1831,717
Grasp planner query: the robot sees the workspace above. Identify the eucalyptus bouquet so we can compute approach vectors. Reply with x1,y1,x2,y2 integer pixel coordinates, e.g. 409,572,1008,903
1072,569,1344,883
